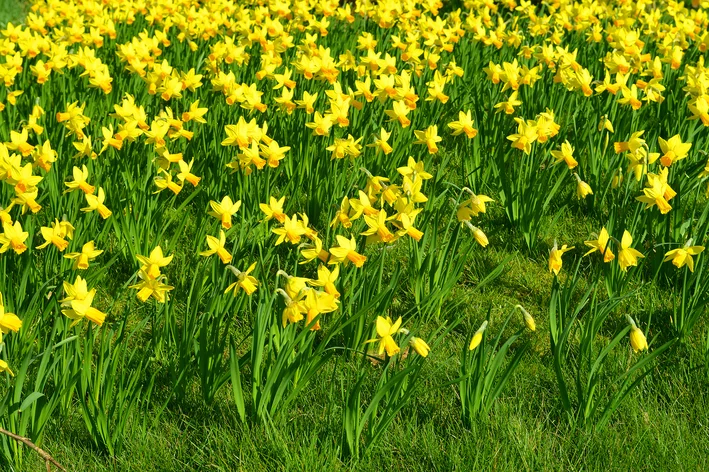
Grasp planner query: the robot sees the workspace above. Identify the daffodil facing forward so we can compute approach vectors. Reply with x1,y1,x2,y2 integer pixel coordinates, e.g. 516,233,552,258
130,270,175,303
137,246,174,279
208,196,242,229
658,134,691,167
64,241,103,270
617,230,644,272
60,276,106,326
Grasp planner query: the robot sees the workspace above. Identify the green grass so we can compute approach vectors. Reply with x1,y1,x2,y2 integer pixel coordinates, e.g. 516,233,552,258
0,0,24,28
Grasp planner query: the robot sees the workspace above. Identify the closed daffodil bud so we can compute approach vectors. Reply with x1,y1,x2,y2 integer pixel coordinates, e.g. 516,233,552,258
410,337,430,357
626,314,648,353
611,167,623,189
573,173,593,200
516,305,535,332
469,320,488,350
463,221,489,247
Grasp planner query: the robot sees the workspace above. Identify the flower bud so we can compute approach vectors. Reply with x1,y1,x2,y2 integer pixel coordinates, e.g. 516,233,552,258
469,320,488,350
409,337,430,357
516,304,535,331
625,314,648,353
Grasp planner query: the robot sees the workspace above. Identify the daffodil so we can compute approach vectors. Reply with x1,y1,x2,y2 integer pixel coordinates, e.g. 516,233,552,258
366,316,403,356
209,196,242,229
573,173,593,199
200,230,232,264
367,128,393,155
0,220,28,254
409,337,431,357
64,165,95,194
549,242,574,275
664,240,704,272
330,197,359,229
259,140,290,168
494,91,522,114
136,246,174,279
535,109,560,142
413,125,442,154
259,196,287,223
626,315,648,353
181,100,208,123
328,235,367,267
658,134,691,167
617,230,644,271
276,288,306,327
462,221,489,247
81,187,112,219
448,110,478,138
598,115,614,133
5,128,34,156
626,148,659,181
308,264,340,298
397,156,433,181
302,288,339,331
516,305,535,331
36,218,74,251
225,263,259,296
384,100,411,127
584,227,615,262
507,118,537,155
614,130,645,154
272,214,307,245
457,189,494,219
64,241,103,270
0,292,22,342
60,276,106,326
394,212,424,241
636,168,675,214
361,209,395,243
469,320,488,350
551,140,578,169
305,112,333,136
299,236,330,264
129,270,175,303
177,159,201,186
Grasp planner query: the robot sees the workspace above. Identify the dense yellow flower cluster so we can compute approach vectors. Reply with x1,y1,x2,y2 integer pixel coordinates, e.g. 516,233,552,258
0,0,707,383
